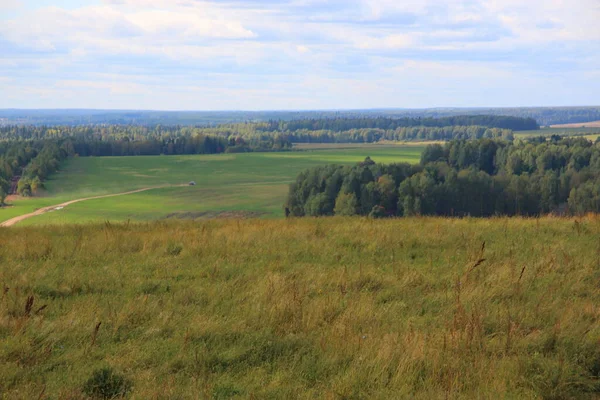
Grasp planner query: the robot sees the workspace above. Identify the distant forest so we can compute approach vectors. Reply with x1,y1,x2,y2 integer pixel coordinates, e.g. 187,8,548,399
287,137,600,218
0,114,579,203
0,115,527,146
1,106,598,126
251,115,538,131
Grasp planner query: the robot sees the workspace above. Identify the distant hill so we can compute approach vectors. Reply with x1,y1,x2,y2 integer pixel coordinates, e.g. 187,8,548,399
0,106,599,127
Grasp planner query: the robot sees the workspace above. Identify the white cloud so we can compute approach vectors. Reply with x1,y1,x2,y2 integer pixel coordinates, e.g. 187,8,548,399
296,45,310,54
355,34,415,50
0,0,598,109
0,0,22,11
0,2,257,55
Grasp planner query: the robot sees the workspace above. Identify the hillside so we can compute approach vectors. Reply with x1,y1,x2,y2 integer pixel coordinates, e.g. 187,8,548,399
1,217,599,398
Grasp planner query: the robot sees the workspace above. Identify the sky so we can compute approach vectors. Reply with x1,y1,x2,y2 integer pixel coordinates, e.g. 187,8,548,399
0,0,599,110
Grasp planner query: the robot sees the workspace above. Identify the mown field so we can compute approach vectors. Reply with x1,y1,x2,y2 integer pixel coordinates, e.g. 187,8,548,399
0,145,424,226
1,217,600,399
515,127,600,139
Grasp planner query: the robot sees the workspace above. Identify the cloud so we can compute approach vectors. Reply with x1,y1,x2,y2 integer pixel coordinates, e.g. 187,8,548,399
0,0,22,11
0,0,598,109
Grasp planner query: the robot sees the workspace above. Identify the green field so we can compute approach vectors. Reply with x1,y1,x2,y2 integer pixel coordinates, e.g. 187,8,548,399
2,217,600,398
1,145,424,226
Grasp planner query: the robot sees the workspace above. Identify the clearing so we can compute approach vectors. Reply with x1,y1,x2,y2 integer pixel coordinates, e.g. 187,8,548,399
1,145,424,226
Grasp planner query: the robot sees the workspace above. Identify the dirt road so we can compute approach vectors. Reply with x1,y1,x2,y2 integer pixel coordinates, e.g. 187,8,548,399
0,185,185,227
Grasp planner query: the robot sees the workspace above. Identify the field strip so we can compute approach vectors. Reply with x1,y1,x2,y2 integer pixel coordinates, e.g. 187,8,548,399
0,184,188,227
550,121,600,128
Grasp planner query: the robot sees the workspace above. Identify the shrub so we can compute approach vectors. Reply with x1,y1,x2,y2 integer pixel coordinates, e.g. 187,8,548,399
166,243,183,257
83,367,132,399
334,192,358,216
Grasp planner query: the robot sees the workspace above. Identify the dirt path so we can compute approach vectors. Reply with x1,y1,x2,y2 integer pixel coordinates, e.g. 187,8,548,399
0,185,186,227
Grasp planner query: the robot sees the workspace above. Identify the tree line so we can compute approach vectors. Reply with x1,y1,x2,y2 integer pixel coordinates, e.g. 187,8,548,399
0,125,292,152
0,119,519,146
272,126,514,143
257,115,538,132
287,137,600,217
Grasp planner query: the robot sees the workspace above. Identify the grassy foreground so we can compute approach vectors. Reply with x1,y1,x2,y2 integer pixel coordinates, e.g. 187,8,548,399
2,145,424,226
1,217,600,398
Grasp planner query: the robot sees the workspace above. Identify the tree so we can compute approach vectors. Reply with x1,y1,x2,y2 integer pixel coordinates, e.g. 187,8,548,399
421,144,445,164
17,178,32,197
539,171,559,213
334,192,358,216
377,174,397,213
304,193,331,217
568,182,600,215
359,157,375,167
359,182,380,214
30,177,42,194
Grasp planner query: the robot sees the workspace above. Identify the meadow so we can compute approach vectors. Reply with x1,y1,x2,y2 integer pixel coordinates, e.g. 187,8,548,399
0,145,424,226
1,217,599,399
514,127,600,139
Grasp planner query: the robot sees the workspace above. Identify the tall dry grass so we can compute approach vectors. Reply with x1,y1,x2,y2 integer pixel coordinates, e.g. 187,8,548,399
1,216,600,399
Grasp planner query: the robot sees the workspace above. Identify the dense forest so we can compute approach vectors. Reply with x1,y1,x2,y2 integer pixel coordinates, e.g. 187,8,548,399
287,136,600,217
1,106,597,126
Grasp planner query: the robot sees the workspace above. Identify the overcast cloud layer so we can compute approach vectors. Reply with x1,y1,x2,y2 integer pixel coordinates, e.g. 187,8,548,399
0,0,599,110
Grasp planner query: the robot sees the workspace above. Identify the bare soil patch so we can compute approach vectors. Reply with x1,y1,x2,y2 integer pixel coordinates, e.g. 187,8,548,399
4,195,22,202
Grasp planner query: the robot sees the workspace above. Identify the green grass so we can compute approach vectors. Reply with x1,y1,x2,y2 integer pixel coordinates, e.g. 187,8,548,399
1,217,600,398
1,145,424,226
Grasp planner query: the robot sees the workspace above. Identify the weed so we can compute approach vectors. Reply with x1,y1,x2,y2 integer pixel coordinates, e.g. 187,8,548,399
82,367,132,399
166,243,183,257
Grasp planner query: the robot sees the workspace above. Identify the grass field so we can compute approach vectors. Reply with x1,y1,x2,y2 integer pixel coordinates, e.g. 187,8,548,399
515,127,600,138
1,145,424,226
1,217,600,398
551,121,600,128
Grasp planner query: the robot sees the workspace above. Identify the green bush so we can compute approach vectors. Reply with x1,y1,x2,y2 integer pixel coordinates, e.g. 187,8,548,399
166,243,183,257
83,367,132,399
